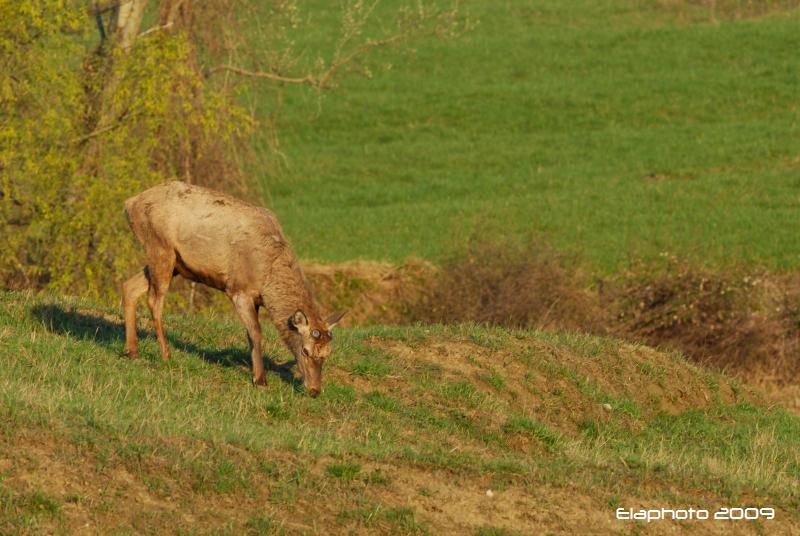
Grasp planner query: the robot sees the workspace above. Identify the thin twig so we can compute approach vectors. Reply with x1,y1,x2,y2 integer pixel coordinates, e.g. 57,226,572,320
318,33,407,88
206,31,409,90
138,22,173,38
206,65,318,87
71,122,120,144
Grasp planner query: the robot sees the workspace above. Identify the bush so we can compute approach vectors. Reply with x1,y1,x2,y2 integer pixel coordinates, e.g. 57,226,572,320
411,233,602,332
615,259,800,380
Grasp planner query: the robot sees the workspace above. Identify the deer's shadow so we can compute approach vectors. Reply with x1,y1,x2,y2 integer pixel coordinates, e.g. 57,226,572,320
31,304,301,390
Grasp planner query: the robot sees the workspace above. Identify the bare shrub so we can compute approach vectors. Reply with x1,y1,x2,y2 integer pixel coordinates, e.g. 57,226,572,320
409,235,603,332
615,260,800,382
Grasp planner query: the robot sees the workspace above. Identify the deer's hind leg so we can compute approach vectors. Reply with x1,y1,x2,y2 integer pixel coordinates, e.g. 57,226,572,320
122,269,149,358
145,249,176,360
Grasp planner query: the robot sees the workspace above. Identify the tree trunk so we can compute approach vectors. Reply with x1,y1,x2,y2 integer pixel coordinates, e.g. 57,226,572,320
158,0,190,27
81,0,150,172
116,0,149,49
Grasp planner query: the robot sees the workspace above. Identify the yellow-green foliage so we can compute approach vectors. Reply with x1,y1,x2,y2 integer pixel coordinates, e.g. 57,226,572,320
51,34,252,297
0,2,252,299
0,0,84,286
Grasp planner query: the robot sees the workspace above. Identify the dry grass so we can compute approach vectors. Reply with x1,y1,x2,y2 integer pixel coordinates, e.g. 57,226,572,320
302,259,436,326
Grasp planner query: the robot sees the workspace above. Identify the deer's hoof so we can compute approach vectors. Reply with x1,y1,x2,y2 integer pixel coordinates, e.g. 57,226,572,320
253,375,267,387
124,349,140,360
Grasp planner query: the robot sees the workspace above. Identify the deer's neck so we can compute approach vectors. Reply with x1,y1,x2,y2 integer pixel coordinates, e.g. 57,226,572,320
261,251,322,338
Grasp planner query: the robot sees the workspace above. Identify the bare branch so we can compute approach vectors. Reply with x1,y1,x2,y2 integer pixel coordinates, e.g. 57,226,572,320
206,65,318,87
138,22,173,38
72,122,121,144
319,33,408,88
206,31,408,90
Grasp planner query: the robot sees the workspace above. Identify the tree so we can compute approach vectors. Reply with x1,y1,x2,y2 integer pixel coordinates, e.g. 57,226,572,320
0,0,465,299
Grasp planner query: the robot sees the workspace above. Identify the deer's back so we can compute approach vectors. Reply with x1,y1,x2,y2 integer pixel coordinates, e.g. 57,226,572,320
125,181,289,293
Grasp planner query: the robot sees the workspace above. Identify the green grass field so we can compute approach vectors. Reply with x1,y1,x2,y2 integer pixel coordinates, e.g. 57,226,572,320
4,2,800,534
2,291,799,533
255,1,800,273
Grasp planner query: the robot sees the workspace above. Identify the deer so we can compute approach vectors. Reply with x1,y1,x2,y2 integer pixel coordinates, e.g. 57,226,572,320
121,181,345,397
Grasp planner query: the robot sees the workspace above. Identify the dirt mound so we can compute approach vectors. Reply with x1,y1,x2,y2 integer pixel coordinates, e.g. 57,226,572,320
366,336,756,436
298,242,800,401
303,258,436,326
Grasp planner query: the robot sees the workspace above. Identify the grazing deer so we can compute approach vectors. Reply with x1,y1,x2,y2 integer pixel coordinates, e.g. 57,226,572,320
121,181,345,397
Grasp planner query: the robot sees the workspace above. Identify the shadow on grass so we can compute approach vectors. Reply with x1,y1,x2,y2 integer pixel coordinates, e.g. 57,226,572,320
30,304,302,391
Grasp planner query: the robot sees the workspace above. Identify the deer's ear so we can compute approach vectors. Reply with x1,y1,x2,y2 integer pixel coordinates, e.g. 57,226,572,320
288,310,309,332
326,310,347,329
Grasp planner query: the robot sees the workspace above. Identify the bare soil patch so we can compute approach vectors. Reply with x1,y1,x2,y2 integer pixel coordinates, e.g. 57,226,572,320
349,460,794,535
656,0,800,22
5,427,791,535
303,258,436,326
387,465,628,535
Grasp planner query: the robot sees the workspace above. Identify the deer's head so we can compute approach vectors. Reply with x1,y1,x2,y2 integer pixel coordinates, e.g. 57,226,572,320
287,309,346,397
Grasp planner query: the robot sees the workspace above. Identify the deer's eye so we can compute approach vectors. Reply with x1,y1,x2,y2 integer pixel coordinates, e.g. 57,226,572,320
312,329,320,339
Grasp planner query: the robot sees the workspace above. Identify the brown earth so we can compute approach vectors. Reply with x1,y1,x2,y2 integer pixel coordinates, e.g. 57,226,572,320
303,258,436,326
5,432,792,535
387,468,793,536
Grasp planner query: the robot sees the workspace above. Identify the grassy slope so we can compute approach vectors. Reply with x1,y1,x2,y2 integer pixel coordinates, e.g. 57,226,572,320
257,1,800,272
1,291,798,534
